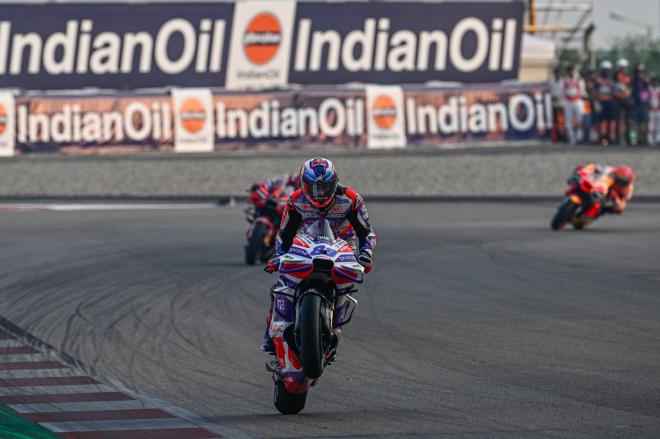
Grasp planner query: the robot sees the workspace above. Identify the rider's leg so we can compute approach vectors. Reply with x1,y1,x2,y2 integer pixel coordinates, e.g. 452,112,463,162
261,288,275,353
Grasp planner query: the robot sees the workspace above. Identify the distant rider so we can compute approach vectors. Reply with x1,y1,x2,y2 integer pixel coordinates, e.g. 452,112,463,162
261,157,376,352
246,173,300,221
571,163,636,216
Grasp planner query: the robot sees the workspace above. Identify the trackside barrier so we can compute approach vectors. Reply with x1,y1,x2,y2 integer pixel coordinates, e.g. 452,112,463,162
0,83,551,156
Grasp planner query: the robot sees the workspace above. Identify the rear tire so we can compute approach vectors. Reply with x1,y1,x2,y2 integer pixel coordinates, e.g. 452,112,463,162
245,222,267,265
299,293,324,379
551,200,578,230
273,381,307,414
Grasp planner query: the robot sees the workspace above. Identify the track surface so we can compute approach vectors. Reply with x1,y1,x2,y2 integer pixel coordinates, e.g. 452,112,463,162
0,202,659,438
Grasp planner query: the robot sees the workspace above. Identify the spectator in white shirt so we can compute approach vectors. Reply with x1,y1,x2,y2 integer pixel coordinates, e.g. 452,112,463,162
562,65,587,145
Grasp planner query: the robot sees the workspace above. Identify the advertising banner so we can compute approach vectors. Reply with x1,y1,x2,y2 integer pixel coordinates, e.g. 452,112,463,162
14,93,173,154
290,1,523,86
404,83,552,143
5,83,550,155
0,1,523,90
0,92,15,157
172,88,214,152
365,85,406,149
225,0,297,90
213,89,365,149
0,3,233,90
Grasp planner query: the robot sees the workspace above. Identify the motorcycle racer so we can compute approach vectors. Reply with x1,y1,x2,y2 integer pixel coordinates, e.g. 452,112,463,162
246,173,300,217
570,163,636,217
261,157,376,352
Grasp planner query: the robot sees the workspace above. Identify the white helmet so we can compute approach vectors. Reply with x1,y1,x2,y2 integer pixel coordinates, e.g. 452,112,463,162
600,60,613,70
616,58,629,69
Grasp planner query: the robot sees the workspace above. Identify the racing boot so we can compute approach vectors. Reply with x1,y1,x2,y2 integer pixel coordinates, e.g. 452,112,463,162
261,307,275,354
261,335,275,354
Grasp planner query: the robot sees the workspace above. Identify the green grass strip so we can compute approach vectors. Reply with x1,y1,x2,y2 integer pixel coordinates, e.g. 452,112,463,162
0,402,61,438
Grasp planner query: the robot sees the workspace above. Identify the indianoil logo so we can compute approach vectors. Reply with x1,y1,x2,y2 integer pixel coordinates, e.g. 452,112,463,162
371,95,397,130
242,13,282,65
179,98,206,134
0,104,6,135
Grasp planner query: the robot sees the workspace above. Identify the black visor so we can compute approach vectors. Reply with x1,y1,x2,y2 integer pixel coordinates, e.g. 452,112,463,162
303,179,338,201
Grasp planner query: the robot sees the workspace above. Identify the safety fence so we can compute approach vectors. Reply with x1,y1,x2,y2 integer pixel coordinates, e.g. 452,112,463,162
0,82,551,156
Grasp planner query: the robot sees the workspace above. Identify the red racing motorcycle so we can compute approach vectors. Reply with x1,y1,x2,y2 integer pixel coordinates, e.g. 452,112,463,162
244,185,288,265
551,173,610,230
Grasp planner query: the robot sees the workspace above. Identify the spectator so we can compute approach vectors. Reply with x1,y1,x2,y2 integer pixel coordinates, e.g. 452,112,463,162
549,65,566,142
631,64,652,145
613,59,632,145
562,65,586,145
596,60,615,145
649,76,660,145
584,67,600,143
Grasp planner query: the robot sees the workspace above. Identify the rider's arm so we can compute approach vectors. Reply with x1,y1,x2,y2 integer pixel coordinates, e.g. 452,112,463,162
625,183,634,201
275,192,303,255
344,190,376,254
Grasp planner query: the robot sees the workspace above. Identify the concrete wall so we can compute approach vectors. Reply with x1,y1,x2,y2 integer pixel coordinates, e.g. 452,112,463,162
0,145,658,199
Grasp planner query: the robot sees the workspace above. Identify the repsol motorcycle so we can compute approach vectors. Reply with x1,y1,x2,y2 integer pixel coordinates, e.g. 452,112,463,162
551,173,609,230
244,185,287,265
266,219,363,414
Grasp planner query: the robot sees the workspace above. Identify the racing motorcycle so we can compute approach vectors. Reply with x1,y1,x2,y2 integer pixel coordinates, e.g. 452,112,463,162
244,185,287,265
266,219,363,414
551,172,609,230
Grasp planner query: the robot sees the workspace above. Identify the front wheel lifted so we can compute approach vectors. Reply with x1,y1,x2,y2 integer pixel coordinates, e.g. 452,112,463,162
273,381,307,414
299,293,324,379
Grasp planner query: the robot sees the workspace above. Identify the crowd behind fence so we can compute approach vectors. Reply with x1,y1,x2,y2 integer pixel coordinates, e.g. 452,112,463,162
550,60,659,146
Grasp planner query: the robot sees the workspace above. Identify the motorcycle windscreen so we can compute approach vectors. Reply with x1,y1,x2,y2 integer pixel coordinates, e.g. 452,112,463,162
302,219,337,242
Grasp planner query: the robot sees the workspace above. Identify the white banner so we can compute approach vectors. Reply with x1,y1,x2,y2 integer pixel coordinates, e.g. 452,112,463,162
0,92,15,157
225,0,296,90
172,88,215,153
365,85,406,149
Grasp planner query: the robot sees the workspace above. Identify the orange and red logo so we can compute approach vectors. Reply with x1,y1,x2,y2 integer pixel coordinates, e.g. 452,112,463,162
179,98,206,134
0,104,6,136
371,95,397,130
242,13,282,65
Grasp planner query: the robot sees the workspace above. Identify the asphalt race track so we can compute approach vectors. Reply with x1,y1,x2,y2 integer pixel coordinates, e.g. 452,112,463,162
0,201,659,438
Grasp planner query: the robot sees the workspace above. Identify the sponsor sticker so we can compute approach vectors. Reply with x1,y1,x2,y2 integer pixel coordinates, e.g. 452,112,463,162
172,88,214,152
0,92,15,157
225,0,296,90
365,85,406,149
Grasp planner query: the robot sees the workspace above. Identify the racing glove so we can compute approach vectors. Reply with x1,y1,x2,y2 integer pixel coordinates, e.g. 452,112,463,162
264,256,280,273
357,251,372,273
